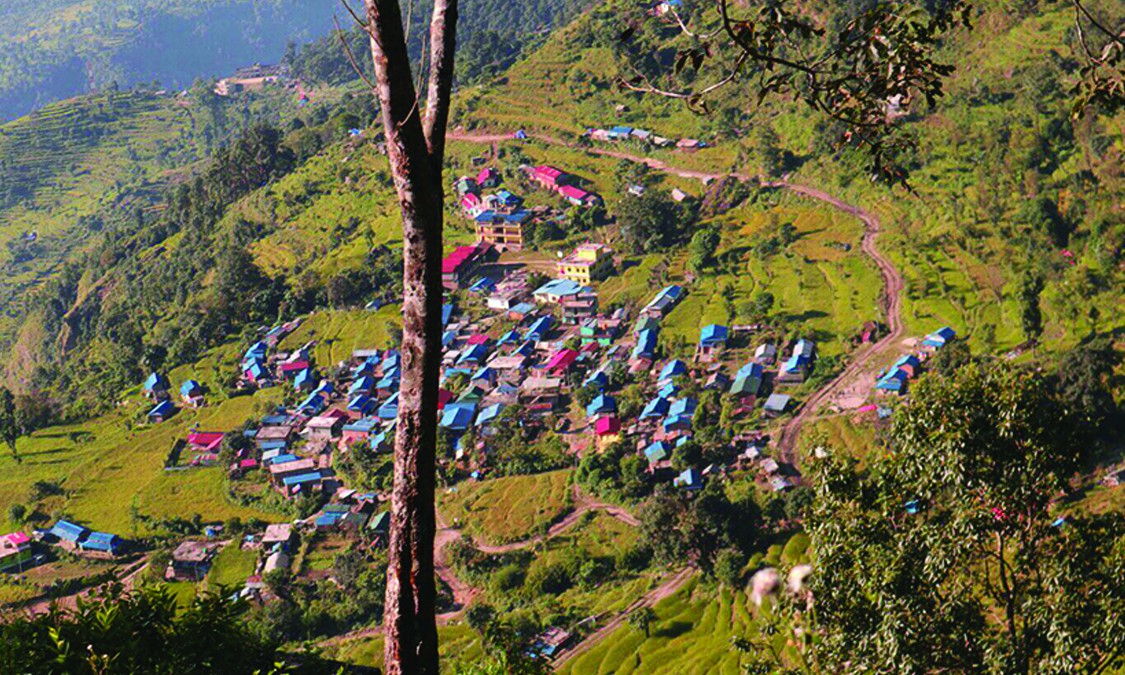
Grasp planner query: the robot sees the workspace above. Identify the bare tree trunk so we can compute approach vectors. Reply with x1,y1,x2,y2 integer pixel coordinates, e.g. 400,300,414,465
362,0,456,672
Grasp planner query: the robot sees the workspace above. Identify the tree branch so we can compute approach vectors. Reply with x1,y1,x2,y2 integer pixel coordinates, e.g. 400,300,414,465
423,0,458,171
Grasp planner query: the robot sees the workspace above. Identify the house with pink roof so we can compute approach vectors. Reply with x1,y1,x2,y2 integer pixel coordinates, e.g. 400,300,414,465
546,348,580,374
0,531,33,572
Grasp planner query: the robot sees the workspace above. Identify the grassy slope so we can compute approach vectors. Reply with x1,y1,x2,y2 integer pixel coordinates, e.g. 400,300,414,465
438,470,574,545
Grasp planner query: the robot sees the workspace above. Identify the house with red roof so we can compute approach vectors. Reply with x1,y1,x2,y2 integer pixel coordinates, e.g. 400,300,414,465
187,431,225,454
442,241,494,290
546,348,580,375
594,416,622,451
0,532,33,572
530,165,567,189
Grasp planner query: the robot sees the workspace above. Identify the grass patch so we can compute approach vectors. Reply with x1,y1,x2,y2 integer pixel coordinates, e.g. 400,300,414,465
439,470,574,546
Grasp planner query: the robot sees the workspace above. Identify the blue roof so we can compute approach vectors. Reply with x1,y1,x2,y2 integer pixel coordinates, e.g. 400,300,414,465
352,361,375,377
442,330,456,347
736,361,763,378
457,343,490,365
584,369,609,389
893,354,921,369
471,367,495,382
668,397,696,418
282,471,323,487
50,520,88,542
526,316,554,340
659,359,688,382
299,392,326,413
378,393,400,420
586,394,617,418
764,393,791,412
469,277,496,293
143,372,167,391
258,439,288,451
498,329,522,345
270,454,300,465
662,413,693,430
610,125,634,134
476,403,504,426
148,400,175,418
261,413,290,426
923,326,956,347
794,339,816,358
348,394,375,413
343,417,380,433
509,302,535,317
640,396,670,419
82,531,121,552
534,278,585,298
633,329,657,359
316,512,345,527
512,341,535,357
180,380,201,396
645,441,670,463
658,382,679,399
350,376,376,394
699,324,729,346
645,285,683,310
441,403,477,431
244,342,267,360
442,304,454,325
675,468,702,490
783,353,809,374
244,361,266,379
293,369,313,389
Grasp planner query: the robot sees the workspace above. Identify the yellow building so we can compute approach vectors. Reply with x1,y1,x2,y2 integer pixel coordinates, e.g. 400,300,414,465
557,243,614,285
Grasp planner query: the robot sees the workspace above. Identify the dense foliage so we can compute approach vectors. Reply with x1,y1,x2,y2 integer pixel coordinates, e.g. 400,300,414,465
808,363,1125,673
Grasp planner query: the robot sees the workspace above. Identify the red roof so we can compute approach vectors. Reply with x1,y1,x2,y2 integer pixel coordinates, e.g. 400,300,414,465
4,532,30,546
461,193,481,209
533,165,565,184
546,348,579,373
438,389,454,410
239,459,259,469
467,334,489,346
559,185,589,201
442,242,491,275
279,360,309,373
187,432,225,452
477,167,499,183
595,416,621,435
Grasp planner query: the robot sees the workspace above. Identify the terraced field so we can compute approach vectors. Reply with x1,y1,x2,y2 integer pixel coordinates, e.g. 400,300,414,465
438,470,575,546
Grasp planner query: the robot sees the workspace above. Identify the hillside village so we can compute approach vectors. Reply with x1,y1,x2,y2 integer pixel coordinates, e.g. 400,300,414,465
0,153,963,664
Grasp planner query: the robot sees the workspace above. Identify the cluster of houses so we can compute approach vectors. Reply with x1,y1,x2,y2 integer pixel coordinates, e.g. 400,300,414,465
523,164,603,208
142,320,304,425
214,63,290,97
455,167,536,252
586,124,705,151
875,326,957,395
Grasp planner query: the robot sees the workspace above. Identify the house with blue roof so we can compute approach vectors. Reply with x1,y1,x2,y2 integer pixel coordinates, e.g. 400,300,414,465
148,399,176,423
180,380,204,407
584,369,609,390
378,393,400,420
348,394,376,414
585,394,617,419
349,375,376,396
922,326,956,350
476,403,504,428
50,520,89,550
659,359,688,383
456,343,490,366
498,329,522,345
644,440,670,465
244,341,268,363
632,329,658,360
298,392,327,415
143,372,169,399
668,397,697,418
293,368,315,391
441,403,477,431
442,303,454,325
82,531,123,556
352,360,376,379
662,413,693,433
244,360,268,385
526,315,554,341
640,396,670,419
876,368,909,394
674,468,703,490
533,278,587,304
696,324,729,362
642,285,684,318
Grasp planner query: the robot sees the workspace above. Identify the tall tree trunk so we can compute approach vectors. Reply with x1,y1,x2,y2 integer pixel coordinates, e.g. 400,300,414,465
362,0,456,672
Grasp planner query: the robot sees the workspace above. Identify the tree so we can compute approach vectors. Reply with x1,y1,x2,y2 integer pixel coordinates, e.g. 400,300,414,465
1056,337,1119,431
616,190,684,253
628,606,657,638
639,483,760,573
750,124,784,178
687,226,721,273
359,1,458,670
0,387,20,463
809,363,1125,673
1017,272,1044,343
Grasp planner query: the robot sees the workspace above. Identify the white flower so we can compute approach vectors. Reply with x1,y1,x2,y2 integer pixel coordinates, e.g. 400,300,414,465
749,567,781,607
788,564,813,596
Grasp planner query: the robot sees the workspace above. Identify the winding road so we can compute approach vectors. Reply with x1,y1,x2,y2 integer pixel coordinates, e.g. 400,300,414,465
449,129,907,469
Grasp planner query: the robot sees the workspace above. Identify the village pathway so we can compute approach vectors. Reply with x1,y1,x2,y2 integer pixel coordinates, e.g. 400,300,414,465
448,129,908,470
